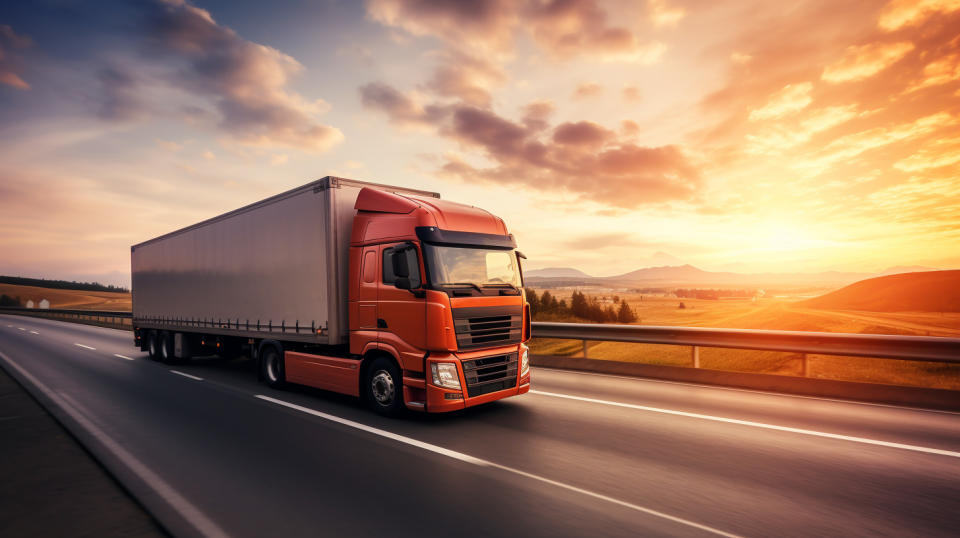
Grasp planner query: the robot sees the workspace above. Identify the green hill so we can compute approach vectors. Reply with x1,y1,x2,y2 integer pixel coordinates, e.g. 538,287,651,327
801,270,960,312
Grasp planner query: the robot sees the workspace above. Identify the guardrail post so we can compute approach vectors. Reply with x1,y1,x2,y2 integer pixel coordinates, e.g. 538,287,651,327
801,353,809,377
582,340,588,359
692,345,700,368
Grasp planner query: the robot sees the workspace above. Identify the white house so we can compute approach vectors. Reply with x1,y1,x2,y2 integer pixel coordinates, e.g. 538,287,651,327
25,299,34,308
39,299,50,309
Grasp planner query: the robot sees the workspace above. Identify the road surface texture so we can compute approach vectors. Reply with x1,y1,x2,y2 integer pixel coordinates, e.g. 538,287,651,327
1,314,958,537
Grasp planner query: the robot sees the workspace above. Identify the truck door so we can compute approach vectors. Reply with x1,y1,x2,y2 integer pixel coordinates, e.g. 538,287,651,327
379,243,427,371
356,247,379,330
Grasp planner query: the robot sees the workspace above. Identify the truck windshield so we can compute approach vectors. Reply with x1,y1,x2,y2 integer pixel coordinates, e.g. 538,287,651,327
424,245,521,289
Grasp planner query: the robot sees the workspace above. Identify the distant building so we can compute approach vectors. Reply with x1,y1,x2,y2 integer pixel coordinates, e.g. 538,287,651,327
25,300,34,309
39,299,50,309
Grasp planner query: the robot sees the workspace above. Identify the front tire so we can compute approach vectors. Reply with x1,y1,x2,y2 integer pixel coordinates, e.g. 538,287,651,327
365,357,405,417
260,345,286,389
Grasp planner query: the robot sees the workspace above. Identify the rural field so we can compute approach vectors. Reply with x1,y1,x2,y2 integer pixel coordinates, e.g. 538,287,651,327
0,283,131,311
530,292,960,390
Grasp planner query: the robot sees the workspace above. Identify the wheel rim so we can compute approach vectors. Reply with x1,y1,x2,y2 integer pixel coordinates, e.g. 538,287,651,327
149,337,156,356
371,370,395,406
265,354,278,382
161,337,168,359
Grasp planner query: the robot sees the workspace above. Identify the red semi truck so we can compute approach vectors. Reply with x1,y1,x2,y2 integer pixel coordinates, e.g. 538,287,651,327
131,177,531,415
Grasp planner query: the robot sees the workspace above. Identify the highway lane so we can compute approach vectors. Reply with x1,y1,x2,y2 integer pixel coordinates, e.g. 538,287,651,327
1,314,959,537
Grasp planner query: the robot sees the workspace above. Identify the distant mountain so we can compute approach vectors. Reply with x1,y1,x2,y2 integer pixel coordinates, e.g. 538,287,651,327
524,267,593,278
800,270,960,312
876,266,939,277
608,264,715,281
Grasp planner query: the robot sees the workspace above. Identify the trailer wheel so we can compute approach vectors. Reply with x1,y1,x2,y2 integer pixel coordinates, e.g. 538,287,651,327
260,345,286,389
147,331,161,361
365,356,405,417
159,332,178,364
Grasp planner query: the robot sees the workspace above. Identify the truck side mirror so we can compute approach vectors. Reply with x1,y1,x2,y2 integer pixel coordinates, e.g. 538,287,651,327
391,248,410,278
394,276,412,290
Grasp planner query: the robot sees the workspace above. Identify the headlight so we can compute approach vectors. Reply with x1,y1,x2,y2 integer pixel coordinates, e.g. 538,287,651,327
520,345,529,376
431,362,461,390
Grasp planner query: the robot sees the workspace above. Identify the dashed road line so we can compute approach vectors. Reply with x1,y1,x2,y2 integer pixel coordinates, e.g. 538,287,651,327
256,394,741,538
114,354,135,361
29,330,39,335
74,343,96,350
170,370,203,381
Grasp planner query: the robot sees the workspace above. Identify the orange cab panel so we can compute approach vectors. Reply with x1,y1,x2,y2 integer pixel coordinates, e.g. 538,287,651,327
285,351,361,397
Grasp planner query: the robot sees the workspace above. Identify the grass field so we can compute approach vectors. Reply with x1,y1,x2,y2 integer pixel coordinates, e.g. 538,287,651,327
530,293,960,390
0,283,131,311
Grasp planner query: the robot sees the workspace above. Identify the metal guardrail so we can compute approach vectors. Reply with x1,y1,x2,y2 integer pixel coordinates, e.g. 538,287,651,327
532,322,960,376
2,308,958,376
0,307,132,328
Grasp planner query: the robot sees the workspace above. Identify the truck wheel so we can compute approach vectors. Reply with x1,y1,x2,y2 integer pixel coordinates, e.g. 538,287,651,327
147,331,161,361
260,345,286,389
365,357,405,417
159,332,178,364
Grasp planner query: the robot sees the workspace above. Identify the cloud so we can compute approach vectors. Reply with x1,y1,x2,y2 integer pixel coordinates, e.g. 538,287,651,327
893,136,960,171
360,81,699,208
905,53,960,93
424,51,506,106
821,41,915,83
878,0,960,31
552,121,613,148
525,0,666,62
96,67,145,121
366,0,664,63
572,82,603,99
748,82,813,121
142,0,343,151
0,25,32,90
358,81,447,126
621,85,641,101
648,0,686,27
366,0,518,53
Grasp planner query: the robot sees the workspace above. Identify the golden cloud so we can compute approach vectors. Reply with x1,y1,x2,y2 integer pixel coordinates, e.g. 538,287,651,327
821,41,915,83
749,82,813,121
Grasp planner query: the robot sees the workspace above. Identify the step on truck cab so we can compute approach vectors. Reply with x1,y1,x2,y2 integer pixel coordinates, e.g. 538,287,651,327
131,177,531,415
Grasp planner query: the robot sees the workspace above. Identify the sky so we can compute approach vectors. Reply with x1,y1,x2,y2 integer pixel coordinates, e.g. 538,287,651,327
0,0,958,287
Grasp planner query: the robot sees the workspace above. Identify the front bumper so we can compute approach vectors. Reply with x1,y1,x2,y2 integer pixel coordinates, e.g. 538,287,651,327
419,345,530,413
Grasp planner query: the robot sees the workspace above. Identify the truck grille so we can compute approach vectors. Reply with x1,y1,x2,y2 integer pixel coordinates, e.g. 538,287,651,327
462,353,518,398
452,305,523,351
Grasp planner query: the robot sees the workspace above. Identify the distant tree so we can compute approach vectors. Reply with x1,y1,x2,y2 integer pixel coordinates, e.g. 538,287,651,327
604,305,617,322
526,288,541,316
571,291,588,319
678,302,686,309
617,300,637,323
557,299,568,311
0,294,22,307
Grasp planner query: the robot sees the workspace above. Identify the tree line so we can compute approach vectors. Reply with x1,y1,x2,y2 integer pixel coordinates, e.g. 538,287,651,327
0,276,128,293
526,289,637,323
674,288,757,300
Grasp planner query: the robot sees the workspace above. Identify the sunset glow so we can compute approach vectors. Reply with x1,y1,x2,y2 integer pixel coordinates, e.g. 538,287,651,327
1,0,958,286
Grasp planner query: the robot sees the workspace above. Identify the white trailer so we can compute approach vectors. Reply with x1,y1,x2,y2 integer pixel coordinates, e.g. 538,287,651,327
131,177,439,346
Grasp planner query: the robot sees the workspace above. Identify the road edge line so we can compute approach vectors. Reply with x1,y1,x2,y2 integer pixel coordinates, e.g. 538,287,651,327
0,348,229,538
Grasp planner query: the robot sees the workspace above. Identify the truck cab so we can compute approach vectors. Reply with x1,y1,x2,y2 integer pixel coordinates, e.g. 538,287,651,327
348,187,531,413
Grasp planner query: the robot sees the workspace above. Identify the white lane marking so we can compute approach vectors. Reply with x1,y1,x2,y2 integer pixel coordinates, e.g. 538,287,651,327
531,390,960,459
6,324,12,327
534,366,960,416
17,327,26,331
114,354,135,361
74,343,96,350
256,394,741,538
0,350,229,538
29,330,39,335
170,370,203,381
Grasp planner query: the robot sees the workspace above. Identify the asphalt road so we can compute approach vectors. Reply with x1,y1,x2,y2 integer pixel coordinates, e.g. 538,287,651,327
2,314,959,538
